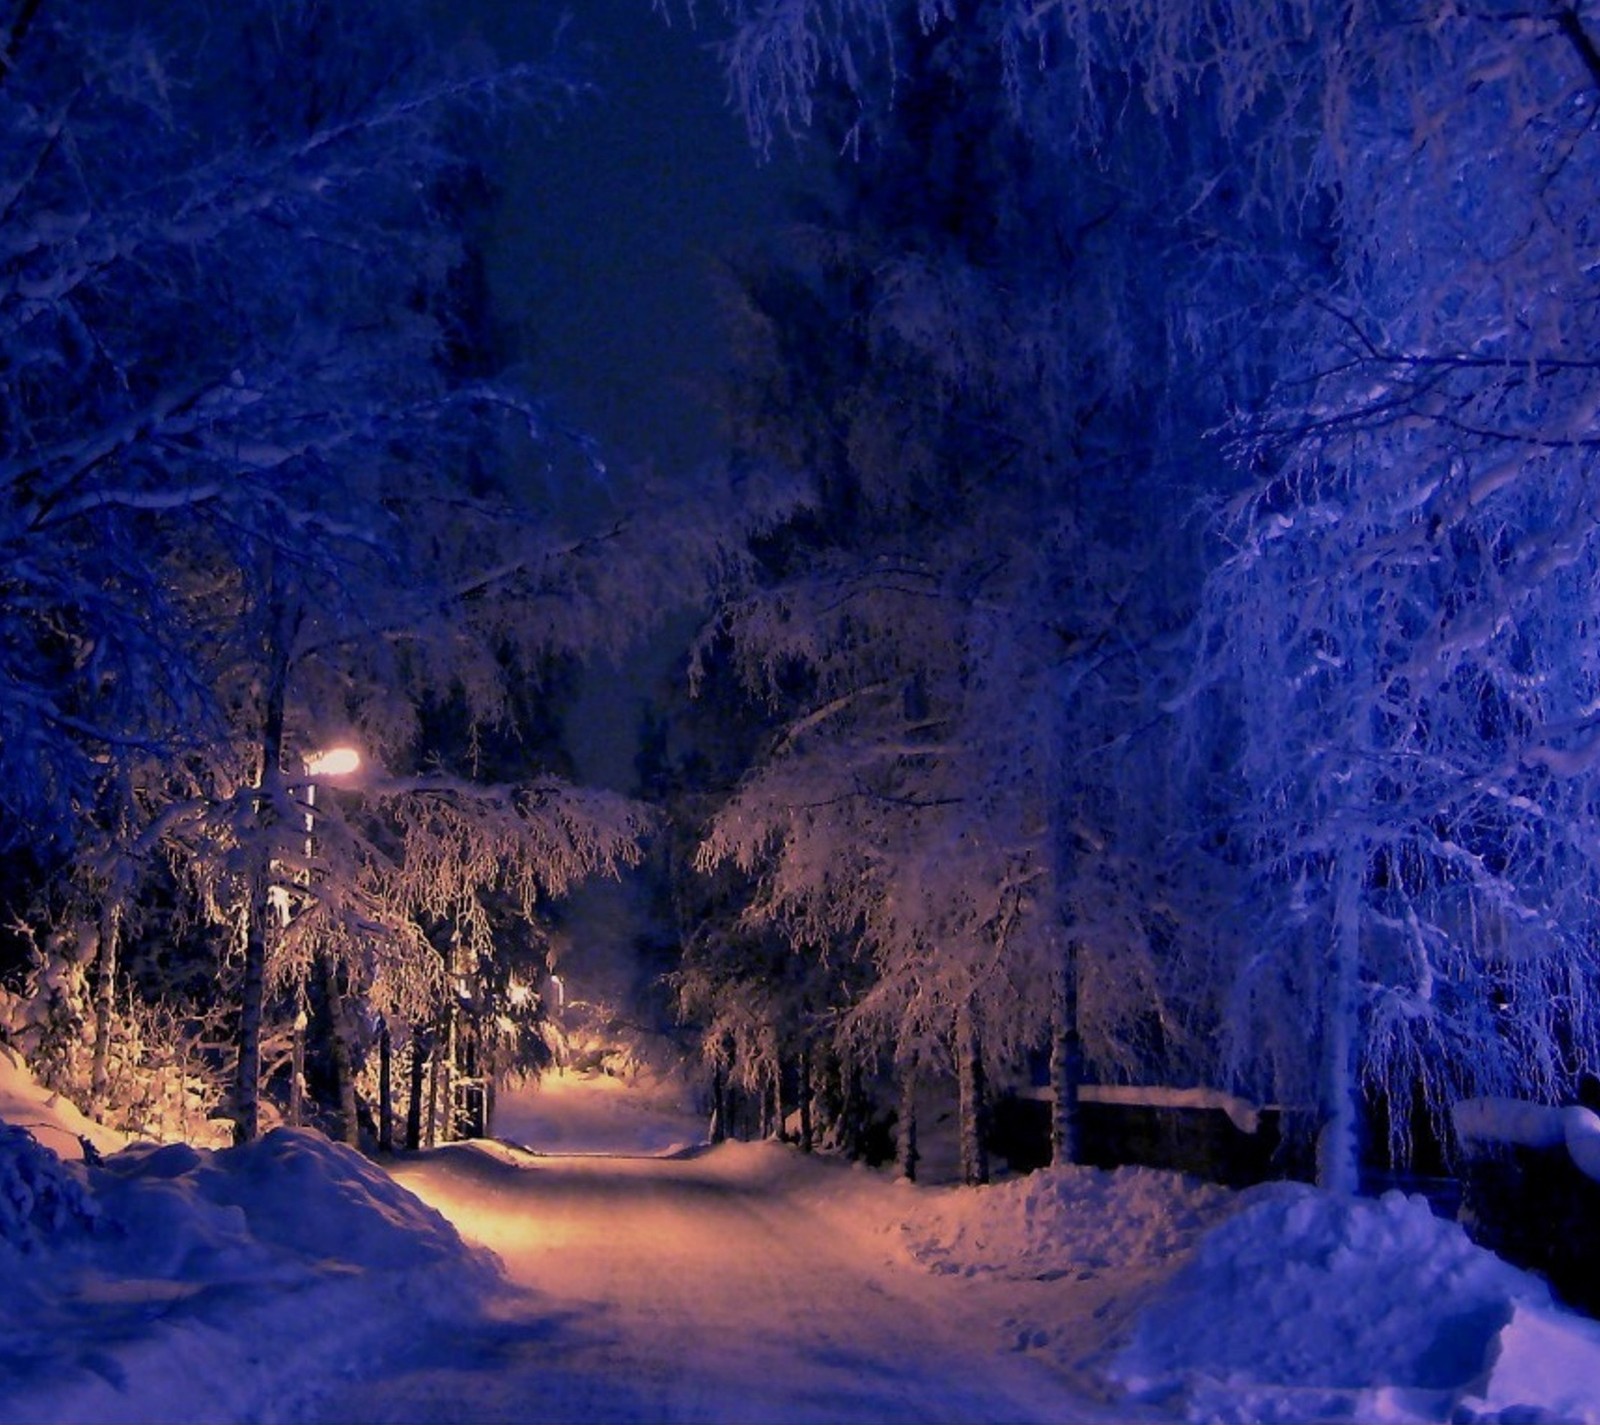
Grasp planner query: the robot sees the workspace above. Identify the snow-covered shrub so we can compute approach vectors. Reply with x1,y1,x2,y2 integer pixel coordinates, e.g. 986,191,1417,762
2,930,225,1145
556,998,672,1083
0,929,95,1105
0,1124,98,1251
92,998,228,1146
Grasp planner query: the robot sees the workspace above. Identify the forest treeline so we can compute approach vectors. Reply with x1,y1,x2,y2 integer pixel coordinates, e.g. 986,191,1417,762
3,0,1599,1194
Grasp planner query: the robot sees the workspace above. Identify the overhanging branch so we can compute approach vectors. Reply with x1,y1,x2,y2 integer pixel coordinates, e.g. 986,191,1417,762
0,0,43,88
1559,7,1600,89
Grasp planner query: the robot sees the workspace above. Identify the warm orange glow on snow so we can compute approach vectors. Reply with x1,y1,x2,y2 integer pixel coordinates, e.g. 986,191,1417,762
392,1144,573,1256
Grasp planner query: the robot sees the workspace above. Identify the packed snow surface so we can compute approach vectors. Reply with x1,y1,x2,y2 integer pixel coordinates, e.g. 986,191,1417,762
2,1047,1600,1423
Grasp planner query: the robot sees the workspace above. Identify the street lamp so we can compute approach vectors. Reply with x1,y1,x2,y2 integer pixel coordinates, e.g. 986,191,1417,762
302,745,362,856
290,744,362,1129
305,746,361,778
266,746,362,927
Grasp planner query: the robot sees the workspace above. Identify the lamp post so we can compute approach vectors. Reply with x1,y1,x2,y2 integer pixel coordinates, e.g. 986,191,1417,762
302,745,361,867
291,745,362,1133
300,744,361,879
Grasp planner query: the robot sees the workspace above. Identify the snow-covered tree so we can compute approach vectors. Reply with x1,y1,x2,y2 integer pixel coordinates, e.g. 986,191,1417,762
677,3,1231,1179
693,540,1062,1178
0,0,542,854
1176,5,1600,1190
672,0,1248,1183
0,0,780,1143
684,0,1600,1193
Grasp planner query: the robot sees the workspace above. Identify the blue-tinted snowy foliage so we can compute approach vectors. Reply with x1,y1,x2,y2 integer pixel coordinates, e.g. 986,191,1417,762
684,0,1600,1182
0,0,746,1142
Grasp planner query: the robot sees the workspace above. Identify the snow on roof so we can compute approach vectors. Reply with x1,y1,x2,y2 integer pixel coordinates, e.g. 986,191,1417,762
1077,1083,1266,1135
1453,1095,1600,1185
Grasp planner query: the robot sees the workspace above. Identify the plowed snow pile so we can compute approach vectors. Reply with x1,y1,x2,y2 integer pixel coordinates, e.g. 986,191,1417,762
1111,1181,1600,1424
899,1163,1240,1281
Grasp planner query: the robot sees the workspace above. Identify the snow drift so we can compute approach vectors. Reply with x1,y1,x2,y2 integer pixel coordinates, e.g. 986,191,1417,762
0,1111,501,1425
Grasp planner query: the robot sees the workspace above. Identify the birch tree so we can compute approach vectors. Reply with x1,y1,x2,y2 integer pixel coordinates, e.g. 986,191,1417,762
1179,6,1600,1190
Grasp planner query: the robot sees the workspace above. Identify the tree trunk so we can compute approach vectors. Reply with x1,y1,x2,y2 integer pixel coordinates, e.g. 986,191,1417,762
233,589,294,1146
898,1052,919,1183
770,1048,787,1142
844,1057,867,1160
405,1031,427,1151
234,862,271,1147
377,1020,394,1152
426,933,458,1144
758,1061,775,1140
1318,845,1364,1195
708,1062,727,1144
288,990,308,1127
798,1039,813,1153
89,902,120,1112
1050,940,1083,1167
318,951,360,1147
956,1000,990,1187
441,983,459,1141
425,1027,442,1148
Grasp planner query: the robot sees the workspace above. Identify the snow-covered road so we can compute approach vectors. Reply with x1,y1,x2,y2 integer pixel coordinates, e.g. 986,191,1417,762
306,1137,1133,1424
8,1057,1600,1423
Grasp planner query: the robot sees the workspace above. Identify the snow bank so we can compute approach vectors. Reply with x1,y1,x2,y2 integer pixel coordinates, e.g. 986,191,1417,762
1462,1299,1600,1423
888,1154,1600,1423
899,1162,1241,1282
85,1129,500,1284
1111,1181,1600,1423
0,1042,126,1160
10,1046,1600,1425
0,1066,506,1424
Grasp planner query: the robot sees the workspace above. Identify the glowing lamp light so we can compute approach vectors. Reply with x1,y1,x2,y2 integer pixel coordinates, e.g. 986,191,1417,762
299,744,361,866
305,746,361,777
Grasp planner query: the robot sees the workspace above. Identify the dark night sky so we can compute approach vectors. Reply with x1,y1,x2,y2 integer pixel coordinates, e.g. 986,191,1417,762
438,0,817,479
432,1,823,796
427,1,822,1001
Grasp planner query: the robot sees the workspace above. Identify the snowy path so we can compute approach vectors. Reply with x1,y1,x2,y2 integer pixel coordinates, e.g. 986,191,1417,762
298,1134,1140,1424
8,1057,1600,1424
